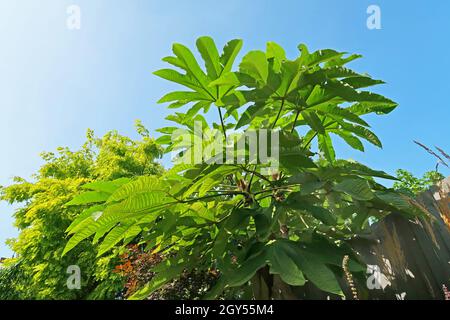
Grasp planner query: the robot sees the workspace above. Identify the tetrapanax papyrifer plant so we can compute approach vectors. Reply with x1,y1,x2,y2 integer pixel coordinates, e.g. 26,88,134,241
63,37,427,299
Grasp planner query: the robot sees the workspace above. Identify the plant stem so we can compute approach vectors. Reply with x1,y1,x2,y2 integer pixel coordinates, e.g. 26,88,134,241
302,132,318,150
271,98,285,130
291,109,301,133
240,166,272,184
252,183,301,196
302,120,333,150
217,106,227,140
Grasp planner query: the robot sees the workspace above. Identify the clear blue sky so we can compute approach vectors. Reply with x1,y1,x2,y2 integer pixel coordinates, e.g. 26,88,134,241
1,0,449,257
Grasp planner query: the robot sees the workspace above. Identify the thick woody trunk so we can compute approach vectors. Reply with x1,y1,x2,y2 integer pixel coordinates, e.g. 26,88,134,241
252,267,271,299
251,269,298,300
251,224,298,300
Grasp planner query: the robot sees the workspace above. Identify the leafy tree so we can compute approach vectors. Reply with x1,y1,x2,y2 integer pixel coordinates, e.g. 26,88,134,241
0,122,163,299
393,169,445,196
0,261,25,300
64,37,425,299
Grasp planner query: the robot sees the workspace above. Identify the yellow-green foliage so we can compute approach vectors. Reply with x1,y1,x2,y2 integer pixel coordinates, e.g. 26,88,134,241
0,122,163,299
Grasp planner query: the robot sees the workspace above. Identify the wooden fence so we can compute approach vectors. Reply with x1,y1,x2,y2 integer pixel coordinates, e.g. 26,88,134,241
292,177,450,300
354,177,450,299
